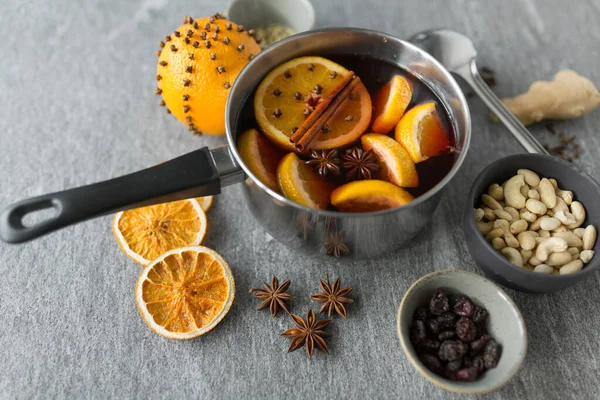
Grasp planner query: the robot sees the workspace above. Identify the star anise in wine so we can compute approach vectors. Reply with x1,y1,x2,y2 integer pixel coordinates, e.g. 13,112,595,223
310,273,353,318
341,147,380,181
249,276,294,317
306,149,341,178
281,309,331,358
324,231,349,257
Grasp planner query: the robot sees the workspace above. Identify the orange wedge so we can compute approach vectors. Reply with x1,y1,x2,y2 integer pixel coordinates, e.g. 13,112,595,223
237,128,285,192
331,180,414,212
361,133,418,187
254,56,372,152
395,102,450,163
113,199,207,266
136,246,235,340
371,75,413,133
277,152,334,209
195,196,214,212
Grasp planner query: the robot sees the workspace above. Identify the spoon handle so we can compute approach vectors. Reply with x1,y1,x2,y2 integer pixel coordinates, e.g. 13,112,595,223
457,60,549,155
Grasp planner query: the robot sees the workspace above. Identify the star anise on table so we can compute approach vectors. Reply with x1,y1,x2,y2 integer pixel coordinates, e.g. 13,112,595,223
341,147,380,181
323,231,350,258
249,276,294,317
310,273,353,318
306,149,341,178
281,309,331,358
296,213,314,240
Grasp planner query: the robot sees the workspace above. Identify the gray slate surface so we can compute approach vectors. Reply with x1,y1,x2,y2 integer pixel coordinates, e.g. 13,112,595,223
1,0,600,398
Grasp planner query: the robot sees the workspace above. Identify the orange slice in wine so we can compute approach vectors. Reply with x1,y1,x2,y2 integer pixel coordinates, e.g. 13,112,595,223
277,152,334,209
330,180,414,212
237,128,285,192
361,133,418,187
395,102,450,163
254,56,372,152
371,75,413,134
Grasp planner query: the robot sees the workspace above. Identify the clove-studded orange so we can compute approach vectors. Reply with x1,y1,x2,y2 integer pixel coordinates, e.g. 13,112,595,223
155,14,261,135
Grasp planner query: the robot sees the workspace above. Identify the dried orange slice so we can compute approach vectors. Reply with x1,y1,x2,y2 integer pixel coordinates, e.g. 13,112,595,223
361,133,418,188
254,56,372,152
136,246,235,340
236,128,284,192
113,199,207,266
195,196,214,212
331,180,414,212
277,152,334,209
371,75,413,134
395,102,450,163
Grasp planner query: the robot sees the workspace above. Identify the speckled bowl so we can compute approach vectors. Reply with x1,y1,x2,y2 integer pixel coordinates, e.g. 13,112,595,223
224,0,315,35
397,269,527,395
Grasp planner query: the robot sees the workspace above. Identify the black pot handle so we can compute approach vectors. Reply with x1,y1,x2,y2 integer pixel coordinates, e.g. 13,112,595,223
0,146,243,244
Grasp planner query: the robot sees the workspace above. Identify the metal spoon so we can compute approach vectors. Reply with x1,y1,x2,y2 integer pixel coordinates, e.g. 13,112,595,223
409,28,549,155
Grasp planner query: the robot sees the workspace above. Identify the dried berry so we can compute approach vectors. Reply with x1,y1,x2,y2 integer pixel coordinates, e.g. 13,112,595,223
413,307,429,322
427,318,440,335
436,312,456,329
453,295,473,317
438,330,456,341
472,356,486,372
471,306,489,324
419,354,442,374
438,340,467,361
446,358,463,372
419,339,441,354
429,288,449,316
456,367,479,381
471,335,492,352
456,317,478,342
410,320,427,344
483,340,502,369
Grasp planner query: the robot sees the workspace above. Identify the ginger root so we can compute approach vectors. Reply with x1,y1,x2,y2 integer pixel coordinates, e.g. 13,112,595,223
502,70,600,126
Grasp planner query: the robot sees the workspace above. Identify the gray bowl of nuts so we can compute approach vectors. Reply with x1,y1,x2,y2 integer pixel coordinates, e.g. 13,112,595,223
462,154,599,293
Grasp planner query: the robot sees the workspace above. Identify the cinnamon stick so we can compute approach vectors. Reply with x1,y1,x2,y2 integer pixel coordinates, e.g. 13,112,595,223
289,72,356,144
294,77,361,152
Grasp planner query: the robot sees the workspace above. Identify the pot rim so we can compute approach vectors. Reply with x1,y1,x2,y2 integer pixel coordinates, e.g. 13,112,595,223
225,27,472,218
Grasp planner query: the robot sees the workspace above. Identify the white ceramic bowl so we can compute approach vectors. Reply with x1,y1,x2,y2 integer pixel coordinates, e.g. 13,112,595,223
224,0,315,34
397,269,528,394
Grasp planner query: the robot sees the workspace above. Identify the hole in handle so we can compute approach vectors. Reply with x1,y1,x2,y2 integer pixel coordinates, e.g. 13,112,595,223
12,199,60,229
22,206,59,227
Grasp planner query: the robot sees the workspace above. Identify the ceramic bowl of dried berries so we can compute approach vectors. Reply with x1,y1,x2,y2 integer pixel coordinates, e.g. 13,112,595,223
397,269,527,394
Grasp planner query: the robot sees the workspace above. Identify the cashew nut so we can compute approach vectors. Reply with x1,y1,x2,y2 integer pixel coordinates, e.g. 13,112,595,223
510,219,528,235
567,247,580,256
493,209,514,222
535,237,547,245
504,232,520,248
552,225,567,233
517,169,540,187
533,264,554,274
535,237,568,262
540,217,560,231
567,201,585,229
520,184,530,197
555,211,577,225
528,230,540,237
552,197,569,214
583,225,596,250
539,230,551,238
527,189,540,200
483,207,497,221
520,209,537,223
504,206,520,221
546,251,573,267
517,231,536,250
573,227,585,238
504,175,527,209
580,250,594,264
526,199,547,215
481,194,503,210
501,247,524,267
528,255,542,266
488,183,504,201
493,219,510,232
486,228,504,241
538,178,557,208
559,259,583,275
552,231,583,247
477,221,494,235
549,178,558,189
520,249,532,264
491,237,506,250
529,217,543,231
556,189,573,205
474,208,484,221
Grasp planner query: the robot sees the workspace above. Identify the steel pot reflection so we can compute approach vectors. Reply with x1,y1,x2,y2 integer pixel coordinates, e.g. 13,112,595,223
0,28,471,259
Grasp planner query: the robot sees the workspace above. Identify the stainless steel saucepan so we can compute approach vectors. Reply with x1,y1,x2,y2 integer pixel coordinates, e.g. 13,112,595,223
0,28,471,259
